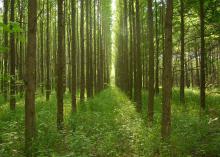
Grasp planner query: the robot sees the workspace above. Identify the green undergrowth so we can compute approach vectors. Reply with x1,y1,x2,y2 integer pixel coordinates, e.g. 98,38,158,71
141,88,220,157
0,87,220,157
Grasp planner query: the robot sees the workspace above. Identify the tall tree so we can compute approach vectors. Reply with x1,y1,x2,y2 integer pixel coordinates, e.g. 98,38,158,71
134,0,142,111
200,0,206,110
57,0,65,129
155,1,160,95
128,0,134,99
94,0,97,93
25,0,37,155
18,0,24,96
180,0,185,103
40,1,44,94
86,0,92,97
161,0,173,139
89,0,94,96
3,0,8,100
123,0,129,95
71,0,77,112
46,0,51,101
10,0,16,110
147,0,155,124
80,0,85,101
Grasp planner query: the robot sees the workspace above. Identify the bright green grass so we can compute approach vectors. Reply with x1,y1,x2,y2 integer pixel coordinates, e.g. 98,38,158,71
0,88,220,157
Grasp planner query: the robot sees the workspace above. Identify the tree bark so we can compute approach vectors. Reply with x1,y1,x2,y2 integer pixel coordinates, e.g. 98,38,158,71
147,0,155,124
25,0,37,155
200,0,206,110
71,0,77,112
57,0,65,129
80,0,85,101
161,0,173,140
46,0,51,101
10,0,16,110
155,1,160,95
134,0,142,111
180,0,185,103
3,0,8,100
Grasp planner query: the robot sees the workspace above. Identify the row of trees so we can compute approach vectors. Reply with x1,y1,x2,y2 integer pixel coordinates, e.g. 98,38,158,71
0,0,112,155
115,0,220,139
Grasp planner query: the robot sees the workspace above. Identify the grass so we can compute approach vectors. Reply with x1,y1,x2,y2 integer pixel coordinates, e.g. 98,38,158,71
0,87,220,157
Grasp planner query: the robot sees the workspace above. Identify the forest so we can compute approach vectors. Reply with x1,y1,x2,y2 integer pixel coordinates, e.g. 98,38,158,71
0,0,220,156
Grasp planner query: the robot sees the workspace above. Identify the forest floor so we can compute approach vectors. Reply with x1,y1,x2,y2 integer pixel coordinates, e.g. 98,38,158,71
0,87,220,157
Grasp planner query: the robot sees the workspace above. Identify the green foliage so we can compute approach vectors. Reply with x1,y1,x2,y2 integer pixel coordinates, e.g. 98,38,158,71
0,88,220,156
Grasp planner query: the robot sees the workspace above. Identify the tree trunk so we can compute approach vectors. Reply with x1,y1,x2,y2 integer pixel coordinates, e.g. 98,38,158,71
71,0,77,112
128,0,133,99
161,0,173,140
155,1,160,95
134,0,142,111
89,0,94,96
57,0,65,129
46,0,51,101
10,0,16,110
80,0,85,101
40,1,44,94
25,0,37,155
180,0,185,103
200,0,206,110
3,0,9,101
147,0,155,124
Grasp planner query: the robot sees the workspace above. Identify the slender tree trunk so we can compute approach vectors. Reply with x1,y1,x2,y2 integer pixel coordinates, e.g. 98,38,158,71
10,0,16,110
134,0,142,111
80,0,85,101
161,0,173,140
147,0,155,124
57,0,65,129
200,0,206,110
89,0,94,96
71,0,77,112
46,0,51,101
18,0,24,97
3,0,8,101
123,0,129,95
40,1,44,94
25,0,37,155
86,0,92,97
155,1,160,95
180,0,185,103
94,0,97,94
128,0,133,99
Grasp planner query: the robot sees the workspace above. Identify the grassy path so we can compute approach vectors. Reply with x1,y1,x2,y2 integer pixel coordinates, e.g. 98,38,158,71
68,88,152,157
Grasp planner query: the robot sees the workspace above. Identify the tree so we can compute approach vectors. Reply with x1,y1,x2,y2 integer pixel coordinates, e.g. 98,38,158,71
128,0,134,99
25,0,37,155
134,0,142,111
147,0,155,124
46,0,51,101
3,0,8,100
80,0,85,101
10,0,16,110
71,0,77,112
161,0,173,139
89,0,94,97
200,0,206,110
57,0,65,129
40,1,44,94
155,1,160,95
180,0,185,104
123,0,129,95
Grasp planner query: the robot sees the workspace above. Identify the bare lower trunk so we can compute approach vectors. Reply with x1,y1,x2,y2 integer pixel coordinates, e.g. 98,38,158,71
25,0,37,155
161,0,173,140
